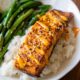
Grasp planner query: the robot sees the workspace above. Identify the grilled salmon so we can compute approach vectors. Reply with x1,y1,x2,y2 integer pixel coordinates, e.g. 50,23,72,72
14,10,73,77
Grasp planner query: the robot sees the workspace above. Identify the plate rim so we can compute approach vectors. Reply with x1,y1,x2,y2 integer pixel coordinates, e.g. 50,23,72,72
0,0,80,80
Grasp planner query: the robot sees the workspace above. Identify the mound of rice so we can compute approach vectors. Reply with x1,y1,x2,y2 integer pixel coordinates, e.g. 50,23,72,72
0,26,76,80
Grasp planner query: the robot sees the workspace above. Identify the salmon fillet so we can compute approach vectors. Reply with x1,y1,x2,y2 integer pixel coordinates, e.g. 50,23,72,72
14,10,73,77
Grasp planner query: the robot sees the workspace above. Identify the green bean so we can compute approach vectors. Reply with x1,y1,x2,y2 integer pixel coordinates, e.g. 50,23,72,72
1,0,18,37
0,43,8,65
11,9,33,31
0,10,8,22
0,43,8,58
20,0,34,4
0,57,3,65
21,26,29,35
14,22,25,35
0,23,3,32
29,16,38,26
39,5,51,10
29,5,51,26
3,0,17,27
16,29,23,36
4,9,33,45
2,27,7,36
0,33,4,51
7,1,41,29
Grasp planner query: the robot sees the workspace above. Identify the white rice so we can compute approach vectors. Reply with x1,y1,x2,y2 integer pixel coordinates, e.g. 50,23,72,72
0,26,76,80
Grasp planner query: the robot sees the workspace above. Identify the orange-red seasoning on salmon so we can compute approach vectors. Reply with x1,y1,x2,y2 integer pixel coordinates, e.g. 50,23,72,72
14,10,73,77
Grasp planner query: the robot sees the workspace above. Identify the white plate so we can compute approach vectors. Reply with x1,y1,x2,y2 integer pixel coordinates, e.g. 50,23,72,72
0,0,80,80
